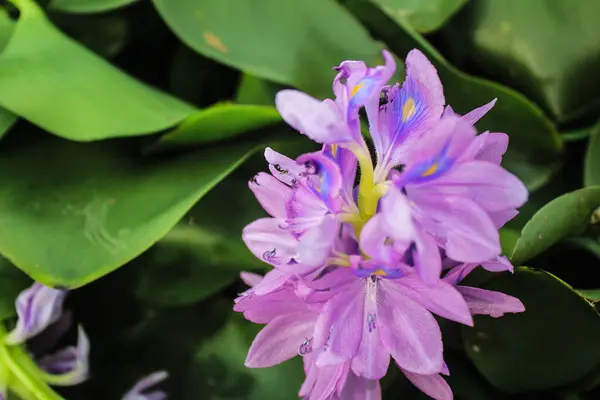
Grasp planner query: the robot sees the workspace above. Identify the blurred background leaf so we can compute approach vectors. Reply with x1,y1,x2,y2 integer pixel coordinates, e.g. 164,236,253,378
372,0,468,33
0,0,195,140
463,268,600,393
440,0,600,123
153,0,383,98
49,0,140,14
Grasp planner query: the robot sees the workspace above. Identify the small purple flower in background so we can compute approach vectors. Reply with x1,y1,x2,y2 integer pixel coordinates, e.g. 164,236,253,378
122,370,169,400
5,283,67,345
3,282,91,388
235,48,528,400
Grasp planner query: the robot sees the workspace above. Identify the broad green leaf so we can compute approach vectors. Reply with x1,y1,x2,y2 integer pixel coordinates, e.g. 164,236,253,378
236,74,280,106
463,267,600,392
0,0,195,140
585,121,600,187
0,8,18,139
169,44,240,108
373,0,467,33
49,0,140,13
446,0,600,122
50,11,128,58
0,258,30,320
511,187,600,265
0,129,261,288
153,0,382,97
154,103,281,151
499,228,519,255
353,0,564,190
562,127,590,142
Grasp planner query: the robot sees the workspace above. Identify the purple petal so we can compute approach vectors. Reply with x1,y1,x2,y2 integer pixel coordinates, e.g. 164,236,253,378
401,369,453,400
379,188,415,250
245,311,315,368
489,208,519,229
122,370,169,400
264,147,305,186
5,283,67,345
242,218,298,267
339,373,382,400
234,284,309,324
373,50,444,177
296,151,343,211
460,131,508,165
431,160,528,212
482,256,514,273
396,274,473,326
240,272,263,288
411,193,501,263
300,361,349,400
297,215,339,268
457,286,525,317
461,99,496,126
322,145,358,205
249,172,292,218
378,280,443,374
275,90,350,144
413,228,443,286
324,281,364,360
37,326,90,386
352,278,390,379
360,214,402,265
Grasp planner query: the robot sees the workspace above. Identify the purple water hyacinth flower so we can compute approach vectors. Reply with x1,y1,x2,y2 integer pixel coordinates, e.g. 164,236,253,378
122,371,169,400
37,325,90,386
5,283,67,345
237,48,528,400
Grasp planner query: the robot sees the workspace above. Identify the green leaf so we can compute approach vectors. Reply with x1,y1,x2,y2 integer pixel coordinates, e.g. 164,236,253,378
352,0,564,190
0,0,195,141
50,11,128,58
445,0,600,122
0,128,262,288
585,121,600,187
578,289,600,302
153,0,382,97
154,102,281,151
372,0,467,33
0,258,30,320
49,0,140,13
189,314,304,400
463,267,600,392
511,187,600,265
0,8,18,139
236,74,280,106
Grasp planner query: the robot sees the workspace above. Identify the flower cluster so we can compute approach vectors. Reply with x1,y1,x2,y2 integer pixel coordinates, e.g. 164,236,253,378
234,49,527,400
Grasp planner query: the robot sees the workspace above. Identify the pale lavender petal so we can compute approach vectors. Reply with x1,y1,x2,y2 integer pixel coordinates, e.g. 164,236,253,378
401,369,453,400
325,282,364,360
489,208,519,228
414,228,443,286
122,370,168,400
378,280,443,374
251,268,290,296
245,311,315,368
441,105,455,118
461,99,496,126
296,151,343,211
264,147,305,186
297,216,339,267
373,49,445,177
352,278,390,379
482,256,514,273
379,188,415,249
234,284,308,324
249,172,292,218
37,326,90,386
276,90,350,144
396,274,473,326
339,373,381,400
457,286,525,317
411,192,501,263
431,160,528,212
242,218,298,267
240,272,263,288
301,362,349,400
5,283,67,345
360,214,402,264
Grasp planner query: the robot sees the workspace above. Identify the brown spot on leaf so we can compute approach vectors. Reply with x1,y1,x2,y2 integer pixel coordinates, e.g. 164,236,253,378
203,32,228,53
538,233,543,240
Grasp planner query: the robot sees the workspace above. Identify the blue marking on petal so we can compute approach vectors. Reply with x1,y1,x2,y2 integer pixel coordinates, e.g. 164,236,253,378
395,141,455,187
385,79,428,153
348,75,380,110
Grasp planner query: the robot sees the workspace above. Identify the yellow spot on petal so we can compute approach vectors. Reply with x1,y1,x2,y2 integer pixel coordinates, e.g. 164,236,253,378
203,32,228,53
330,144,338,158
374,269,387,276
402,97,416,122
422,163,438,177
351,83,365,98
